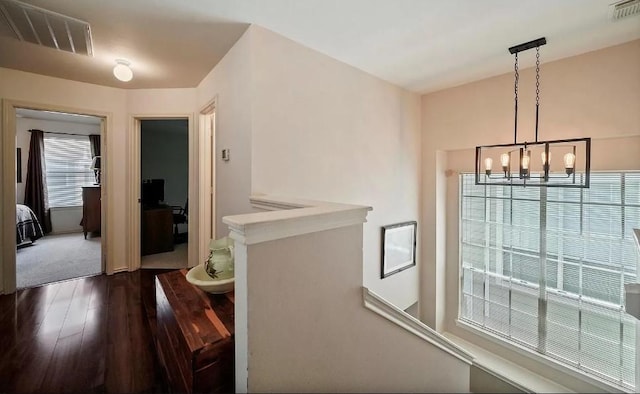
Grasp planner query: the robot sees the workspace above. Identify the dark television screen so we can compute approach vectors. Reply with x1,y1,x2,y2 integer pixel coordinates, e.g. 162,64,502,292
142,179,164,206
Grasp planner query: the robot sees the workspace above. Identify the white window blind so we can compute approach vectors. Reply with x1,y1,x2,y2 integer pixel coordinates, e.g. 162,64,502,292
460,172,639,390
43,134,94,208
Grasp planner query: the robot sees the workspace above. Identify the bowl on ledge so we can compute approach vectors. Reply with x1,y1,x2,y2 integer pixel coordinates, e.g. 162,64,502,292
186,265,234,294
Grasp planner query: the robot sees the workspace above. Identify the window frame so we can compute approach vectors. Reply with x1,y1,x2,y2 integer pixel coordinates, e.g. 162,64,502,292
457,171,639,392
43,134,95,208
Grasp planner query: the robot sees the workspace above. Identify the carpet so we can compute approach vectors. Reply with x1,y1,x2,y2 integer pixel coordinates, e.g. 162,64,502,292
16,232,102,289
140,242,188,269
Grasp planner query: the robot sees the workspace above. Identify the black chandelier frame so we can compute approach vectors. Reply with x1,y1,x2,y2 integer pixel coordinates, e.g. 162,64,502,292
474,37,591,188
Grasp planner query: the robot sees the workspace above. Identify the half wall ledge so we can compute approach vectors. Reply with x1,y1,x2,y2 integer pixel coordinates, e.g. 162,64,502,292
222,195,372,245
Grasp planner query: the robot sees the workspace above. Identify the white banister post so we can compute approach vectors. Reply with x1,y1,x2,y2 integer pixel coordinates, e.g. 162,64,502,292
230,239,248,393
224,195,372,393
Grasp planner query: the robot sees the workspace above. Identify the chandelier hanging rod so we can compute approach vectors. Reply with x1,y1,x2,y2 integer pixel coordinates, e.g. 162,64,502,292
510,37,547,146
508,37,547,54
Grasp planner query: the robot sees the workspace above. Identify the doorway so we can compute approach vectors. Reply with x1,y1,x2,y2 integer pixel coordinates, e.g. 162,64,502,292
1,101,109,293
137,119,189,269
199,100,216,263
15,108,105,288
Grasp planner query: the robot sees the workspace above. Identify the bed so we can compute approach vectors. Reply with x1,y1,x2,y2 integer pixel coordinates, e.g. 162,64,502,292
16,204,44,245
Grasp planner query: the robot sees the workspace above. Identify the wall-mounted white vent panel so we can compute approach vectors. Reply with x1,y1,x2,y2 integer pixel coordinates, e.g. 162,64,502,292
0,0,93,56
610,0,640,20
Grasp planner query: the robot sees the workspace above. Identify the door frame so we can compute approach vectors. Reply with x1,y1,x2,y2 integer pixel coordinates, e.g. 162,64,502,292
127,113,196,271
1,99,110,294
199,98,216,264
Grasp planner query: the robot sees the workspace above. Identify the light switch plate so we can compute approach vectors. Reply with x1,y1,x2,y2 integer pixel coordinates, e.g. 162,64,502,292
222,149,230,161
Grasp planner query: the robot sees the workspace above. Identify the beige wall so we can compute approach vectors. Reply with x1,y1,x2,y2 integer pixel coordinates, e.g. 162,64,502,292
420,39,640,391
126,88,196,114
196,28,255,237
422,39,640,153
250,26,422,309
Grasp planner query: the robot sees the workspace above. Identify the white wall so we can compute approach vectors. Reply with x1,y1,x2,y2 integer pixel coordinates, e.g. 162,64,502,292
420,40,640,391
250,26,422,309
49,207,83,234
15,119,29,204
243,223,469,392
196,28,256,237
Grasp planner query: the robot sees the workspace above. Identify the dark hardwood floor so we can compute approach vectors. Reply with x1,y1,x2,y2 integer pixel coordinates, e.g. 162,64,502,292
0,269,173,393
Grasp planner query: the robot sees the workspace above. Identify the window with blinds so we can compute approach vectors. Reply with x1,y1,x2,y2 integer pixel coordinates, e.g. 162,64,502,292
460,172,639,390
43,134,94,208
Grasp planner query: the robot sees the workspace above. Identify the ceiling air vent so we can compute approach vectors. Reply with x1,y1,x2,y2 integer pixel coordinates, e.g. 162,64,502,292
609,0,640,20
0,0,93,56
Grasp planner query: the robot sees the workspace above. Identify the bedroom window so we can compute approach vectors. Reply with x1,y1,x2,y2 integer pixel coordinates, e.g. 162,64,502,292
43,134,94,208
459,172,639,390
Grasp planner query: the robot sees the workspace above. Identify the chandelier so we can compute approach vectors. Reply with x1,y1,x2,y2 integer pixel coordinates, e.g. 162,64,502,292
475,37,591,188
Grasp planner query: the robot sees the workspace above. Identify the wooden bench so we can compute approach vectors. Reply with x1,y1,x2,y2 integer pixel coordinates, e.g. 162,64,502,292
155,270,234,393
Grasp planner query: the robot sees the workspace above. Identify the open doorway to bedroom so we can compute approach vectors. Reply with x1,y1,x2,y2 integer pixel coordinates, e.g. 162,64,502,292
15,108,104,289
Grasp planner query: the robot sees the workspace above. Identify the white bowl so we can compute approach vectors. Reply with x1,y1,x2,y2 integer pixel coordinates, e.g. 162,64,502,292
186,265,234,294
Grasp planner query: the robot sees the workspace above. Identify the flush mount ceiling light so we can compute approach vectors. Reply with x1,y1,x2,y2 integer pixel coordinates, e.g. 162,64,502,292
113,59,133,82
475,37,591,188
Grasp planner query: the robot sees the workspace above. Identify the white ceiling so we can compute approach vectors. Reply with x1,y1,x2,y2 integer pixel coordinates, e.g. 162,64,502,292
1,0,638,93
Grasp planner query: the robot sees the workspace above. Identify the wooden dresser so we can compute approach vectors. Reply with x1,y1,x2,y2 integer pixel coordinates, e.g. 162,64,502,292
155,270,235,393
81,185,101,239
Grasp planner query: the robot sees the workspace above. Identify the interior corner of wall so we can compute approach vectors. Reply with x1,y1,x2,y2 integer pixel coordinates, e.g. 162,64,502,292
246,23,270,38
433,149,450,331
243,23,262,49
245,23,256,33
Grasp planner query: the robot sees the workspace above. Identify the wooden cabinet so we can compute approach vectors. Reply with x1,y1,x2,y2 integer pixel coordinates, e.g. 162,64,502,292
142,206,174,255
81,186,101,239
155,270,235,393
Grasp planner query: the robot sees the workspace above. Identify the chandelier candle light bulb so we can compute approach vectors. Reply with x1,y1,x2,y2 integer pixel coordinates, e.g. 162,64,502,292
500,153,510,175
521,152,530,178
522,154,530,170
541,151,551,165
500,153,510,167
564,152,576,174
484,157,493,175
